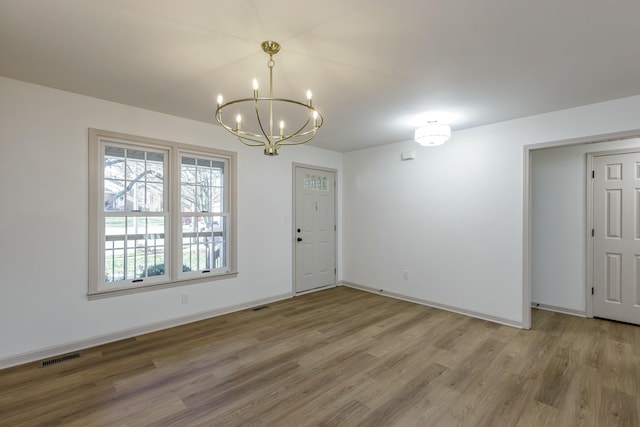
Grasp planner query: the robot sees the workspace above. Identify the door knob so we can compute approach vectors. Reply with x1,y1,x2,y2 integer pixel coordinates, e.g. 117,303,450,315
297,237,303,242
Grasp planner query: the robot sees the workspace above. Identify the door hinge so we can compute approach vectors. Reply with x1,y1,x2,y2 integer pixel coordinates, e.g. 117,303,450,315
334,224,336,231
592,170,595,179
591,228,594,237
334,268,337,275
591,287,594,295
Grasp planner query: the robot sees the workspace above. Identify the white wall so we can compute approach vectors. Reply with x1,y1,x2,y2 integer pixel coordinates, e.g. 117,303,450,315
531,138,640,313
343,95,640,327
0,76,342,365
4,74,640,365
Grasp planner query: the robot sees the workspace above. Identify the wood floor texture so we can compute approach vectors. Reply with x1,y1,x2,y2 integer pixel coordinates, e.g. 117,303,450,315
1,286,640,426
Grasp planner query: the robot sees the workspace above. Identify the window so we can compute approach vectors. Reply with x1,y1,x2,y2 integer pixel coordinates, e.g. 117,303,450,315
103,145,168,284
304,174,329,191
180,155,228,275
89,129,237,297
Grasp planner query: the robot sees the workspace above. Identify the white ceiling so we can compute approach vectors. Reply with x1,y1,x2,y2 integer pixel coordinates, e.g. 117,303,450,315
2,0,640,152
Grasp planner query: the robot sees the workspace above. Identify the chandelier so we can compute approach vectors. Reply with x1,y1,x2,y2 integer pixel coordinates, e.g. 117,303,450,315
215,41,324,156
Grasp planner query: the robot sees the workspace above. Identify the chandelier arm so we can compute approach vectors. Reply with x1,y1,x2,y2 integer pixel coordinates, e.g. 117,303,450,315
267,100,323,146
279,122,322,145
280,127,319,141
215,112,239,133
235,135,266,147
278,131,319,146
277,115,312,145
216,113,266,143
253,97,273,147
233,131,272,146
216,111,270,146
278,113,324,145
216,101,272,145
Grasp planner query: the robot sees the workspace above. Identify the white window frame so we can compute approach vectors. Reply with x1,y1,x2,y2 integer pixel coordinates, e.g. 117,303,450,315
89,129,237,298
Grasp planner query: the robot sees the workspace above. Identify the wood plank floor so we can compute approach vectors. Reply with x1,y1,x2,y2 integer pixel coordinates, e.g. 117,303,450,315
1,286,640,426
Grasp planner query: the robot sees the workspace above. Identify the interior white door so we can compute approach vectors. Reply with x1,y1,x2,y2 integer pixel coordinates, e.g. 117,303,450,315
593,151,640,324
294,166,336,293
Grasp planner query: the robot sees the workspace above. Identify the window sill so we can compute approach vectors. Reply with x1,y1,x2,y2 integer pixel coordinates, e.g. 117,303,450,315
88,271,239,300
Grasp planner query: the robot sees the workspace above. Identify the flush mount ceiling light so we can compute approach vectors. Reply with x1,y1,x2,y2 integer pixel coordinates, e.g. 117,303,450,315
215,41,324,156
414,122,451,147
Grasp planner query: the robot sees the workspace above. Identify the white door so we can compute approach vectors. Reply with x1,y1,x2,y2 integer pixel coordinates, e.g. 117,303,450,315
294,166,336,293
593,151,640,324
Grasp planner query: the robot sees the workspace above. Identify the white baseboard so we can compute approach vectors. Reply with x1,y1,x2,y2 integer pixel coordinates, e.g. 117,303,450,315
294,283,337,296
0,292,293,370
531,302,586,317
342,281,523,328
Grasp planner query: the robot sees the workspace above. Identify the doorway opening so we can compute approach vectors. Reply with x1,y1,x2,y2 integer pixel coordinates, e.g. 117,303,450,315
525,131,640,329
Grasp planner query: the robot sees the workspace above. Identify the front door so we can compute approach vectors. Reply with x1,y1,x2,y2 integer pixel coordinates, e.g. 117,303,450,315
593,151,640,324
294,166,336,293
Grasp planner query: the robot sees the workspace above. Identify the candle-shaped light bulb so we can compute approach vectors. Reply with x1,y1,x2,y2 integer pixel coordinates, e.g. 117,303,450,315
216,94,223,106
279,120,285,138
253,79,259,98
306,90,313,106
236,114,242,131
312,110,319,127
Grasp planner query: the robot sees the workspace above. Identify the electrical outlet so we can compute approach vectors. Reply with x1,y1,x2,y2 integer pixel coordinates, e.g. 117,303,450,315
181,293,190,304
402,270,409,280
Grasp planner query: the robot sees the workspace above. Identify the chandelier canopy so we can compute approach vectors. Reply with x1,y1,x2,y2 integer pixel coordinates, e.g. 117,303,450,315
215,41,324,156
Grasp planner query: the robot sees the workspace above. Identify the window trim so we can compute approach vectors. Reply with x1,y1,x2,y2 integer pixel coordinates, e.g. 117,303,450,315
89,128,238,299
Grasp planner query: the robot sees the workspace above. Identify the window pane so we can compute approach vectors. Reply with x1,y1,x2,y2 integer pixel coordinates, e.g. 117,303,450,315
133,182,146,211
104,179,126,211
104,146,165,213
181,155,225,214
126,157,144,182
181,184,196,212
147,151,164,163
198,165,212,186
212,216,227,269
181,215,209,233
210,187,223,212
181,215,226,272
104,216,166,284
211,169,223,187
182,157,196,184
146,182,164,212
196,186,211,212
181,233,203,272
147,159,164,183
104,147,125,180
